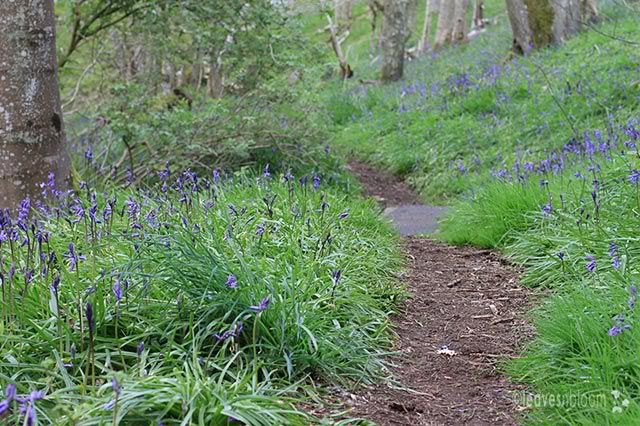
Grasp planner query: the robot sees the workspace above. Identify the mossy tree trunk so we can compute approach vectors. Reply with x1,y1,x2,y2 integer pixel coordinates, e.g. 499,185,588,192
0,0,70,209
381,0,410,82
506,0,598,54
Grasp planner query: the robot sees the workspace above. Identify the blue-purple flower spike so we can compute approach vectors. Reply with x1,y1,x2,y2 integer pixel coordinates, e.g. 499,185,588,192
226,274,238,289
250,297,270,313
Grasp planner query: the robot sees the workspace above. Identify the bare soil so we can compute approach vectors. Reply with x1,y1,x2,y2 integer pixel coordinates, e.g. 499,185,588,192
347,161,420,207
343,238,533,425
325,161,535,425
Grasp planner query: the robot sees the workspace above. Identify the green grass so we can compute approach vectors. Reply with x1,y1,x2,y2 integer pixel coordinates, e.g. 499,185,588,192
440,86,640,424
0,171,404,424
440,180,547,248
321,3,640,203
304,1,640,423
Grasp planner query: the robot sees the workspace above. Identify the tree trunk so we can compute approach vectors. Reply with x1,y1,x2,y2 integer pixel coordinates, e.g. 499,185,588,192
472,0,485,30
433,0,456,49
0,0,70,209
334,0,353,30
207,50,224,98
505,0,598,54
452,0,470,43
380,0,410,82
368,0,384,55
581,0,599,23
418,0,434,52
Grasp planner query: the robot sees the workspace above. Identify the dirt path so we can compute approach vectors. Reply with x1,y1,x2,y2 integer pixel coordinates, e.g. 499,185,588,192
341,161,533,425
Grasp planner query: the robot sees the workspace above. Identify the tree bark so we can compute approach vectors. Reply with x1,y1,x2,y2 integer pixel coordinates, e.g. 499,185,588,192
381,0,410,82
452,0,470,43
368,0,384,54
334,0,353,30
418,0,434,52
433,0,456,49
0,0,70,209
207,52,224,98
472,0,485,31
505,0,598,54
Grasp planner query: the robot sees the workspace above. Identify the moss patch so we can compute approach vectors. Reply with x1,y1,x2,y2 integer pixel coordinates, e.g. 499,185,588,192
525,0,555,48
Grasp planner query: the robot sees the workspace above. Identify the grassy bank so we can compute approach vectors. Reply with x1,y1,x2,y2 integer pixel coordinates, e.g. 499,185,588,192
325,4,639,203
0,169,403,424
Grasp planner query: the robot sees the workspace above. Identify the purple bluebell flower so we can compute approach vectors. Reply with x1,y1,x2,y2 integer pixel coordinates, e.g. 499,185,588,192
608,313,631,337
609,325,623,336
85,148,93,162
613,257,621,270
125,197,139,219
542,203,552,215
6,384,16,401
214,322,244,342
113,280,122,303
214,329,235,342
225,274,238,289
332,270,342,285
625,124,639,141
158,163,171,181
338,210,350,220
586,255,596,273
65,243,86,272
629,170,640,184
256,223,265,237
112,377,121,396
16,198,30,231
263,165,271,179
212,169,221,183
137,341,145,356
51,275,61,295
70,199,85,223
125,168,135,186
250,297,270,313
313,175,321,190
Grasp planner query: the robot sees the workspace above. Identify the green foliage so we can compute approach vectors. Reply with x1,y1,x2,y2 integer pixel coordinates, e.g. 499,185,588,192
325,9,640,202
71,83,336,186
525,0,555,48
0,172,403,423
440,180,546,248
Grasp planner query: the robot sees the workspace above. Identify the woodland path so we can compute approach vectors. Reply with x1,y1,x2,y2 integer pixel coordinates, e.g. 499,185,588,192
339,161,534,425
